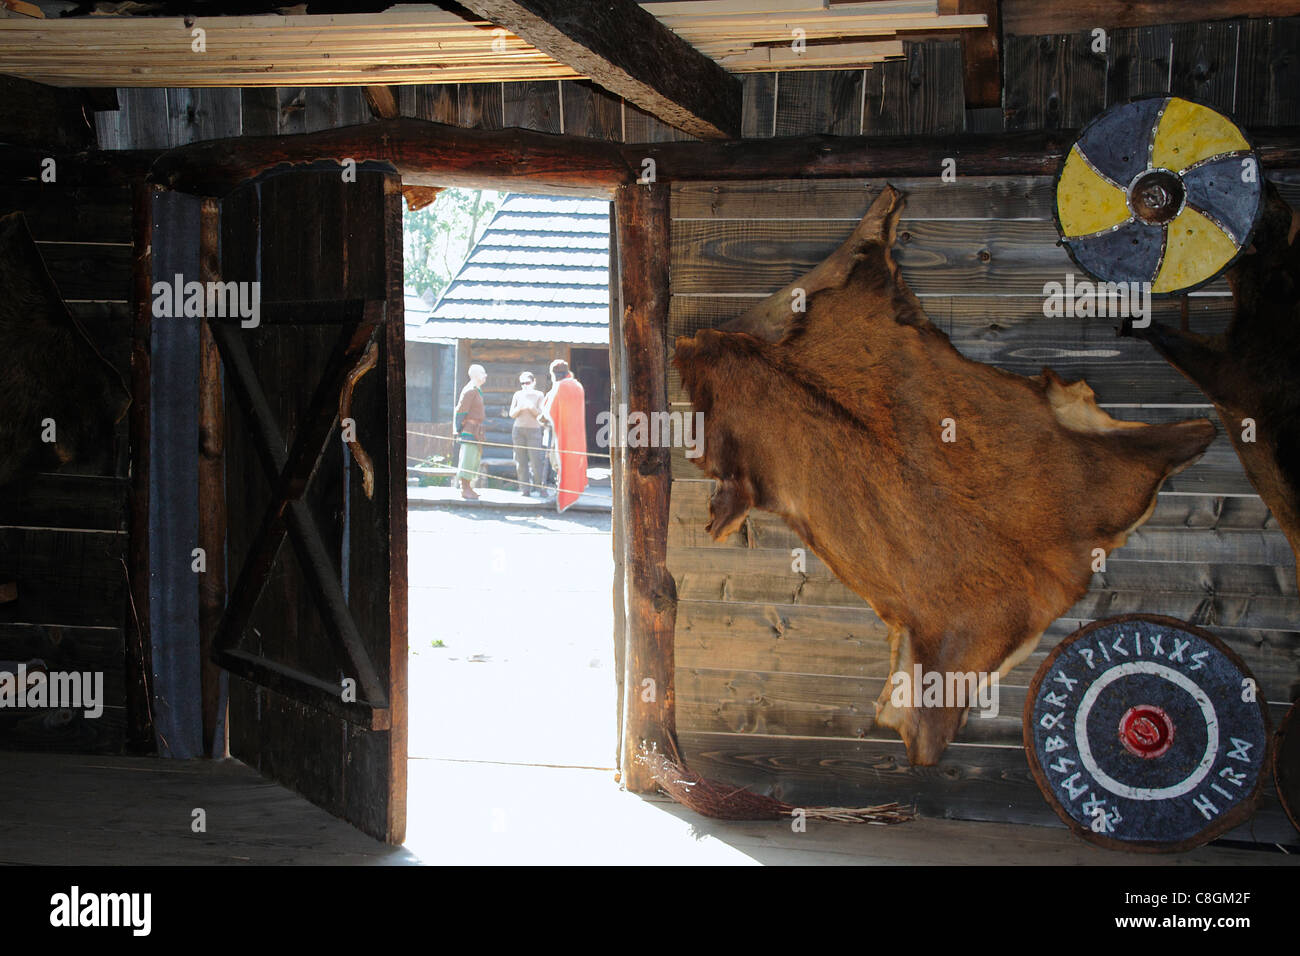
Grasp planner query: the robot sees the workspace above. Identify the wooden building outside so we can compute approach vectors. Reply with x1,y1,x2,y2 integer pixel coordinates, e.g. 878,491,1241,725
409,193,611,480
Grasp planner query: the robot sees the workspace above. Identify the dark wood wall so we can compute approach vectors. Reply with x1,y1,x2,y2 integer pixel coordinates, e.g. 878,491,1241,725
666,172,1300,843
91,17,1300,151
0,177,135,754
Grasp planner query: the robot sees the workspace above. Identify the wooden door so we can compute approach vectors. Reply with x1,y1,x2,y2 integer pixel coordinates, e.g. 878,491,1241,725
570,346,611,456
214,170,407,843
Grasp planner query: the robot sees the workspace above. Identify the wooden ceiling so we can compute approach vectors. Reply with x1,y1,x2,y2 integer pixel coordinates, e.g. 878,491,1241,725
0,1,984,87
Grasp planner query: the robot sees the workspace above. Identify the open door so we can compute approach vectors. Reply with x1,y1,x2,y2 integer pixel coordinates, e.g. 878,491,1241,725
213,169,407,843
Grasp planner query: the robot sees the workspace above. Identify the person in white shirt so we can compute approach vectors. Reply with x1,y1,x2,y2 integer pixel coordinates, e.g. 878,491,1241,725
508,370,547,496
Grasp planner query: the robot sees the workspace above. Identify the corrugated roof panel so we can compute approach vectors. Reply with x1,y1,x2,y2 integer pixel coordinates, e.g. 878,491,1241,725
468,249,607,268
430,302,608,324
439,284,608,306
421,192,611,344
478,231,608,250
418,321,609,344
501,196,610,215
488,211,608,230
455,265,608,287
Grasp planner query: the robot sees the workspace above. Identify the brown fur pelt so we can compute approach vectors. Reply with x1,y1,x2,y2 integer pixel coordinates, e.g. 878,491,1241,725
672,187,1215,766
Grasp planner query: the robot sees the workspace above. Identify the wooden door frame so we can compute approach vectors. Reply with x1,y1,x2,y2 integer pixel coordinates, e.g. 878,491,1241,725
149,123,693,798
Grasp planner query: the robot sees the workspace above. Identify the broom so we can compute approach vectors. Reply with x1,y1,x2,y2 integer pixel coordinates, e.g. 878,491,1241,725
635,738,916,825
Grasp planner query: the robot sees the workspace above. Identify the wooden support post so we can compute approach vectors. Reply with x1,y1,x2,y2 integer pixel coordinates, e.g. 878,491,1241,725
126,182,156,753
197,197,226,758
607,200,628,776
959,0,1002,110
614,182,677,792
362,85,401,121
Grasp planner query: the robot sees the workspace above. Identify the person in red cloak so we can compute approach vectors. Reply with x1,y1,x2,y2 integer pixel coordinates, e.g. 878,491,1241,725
539,359,588,512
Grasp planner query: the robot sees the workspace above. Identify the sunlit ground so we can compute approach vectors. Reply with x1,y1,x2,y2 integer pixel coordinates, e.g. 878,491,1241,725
400,505,757,863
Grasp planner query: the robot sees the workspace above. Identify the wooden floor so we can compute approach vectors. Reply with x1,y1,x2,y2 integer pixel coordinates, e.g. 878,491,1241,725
1,751,1296,865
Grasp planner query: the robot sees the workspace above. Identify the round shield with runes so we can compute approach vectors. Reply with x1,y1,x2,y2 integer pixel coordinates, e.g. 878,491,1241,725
1024,615,1270,852
1054,96,1262,295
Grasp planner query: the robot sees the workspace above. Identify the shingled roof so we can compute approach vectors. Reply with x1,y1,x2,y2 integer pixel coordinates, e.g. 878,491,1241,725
411,194,610,345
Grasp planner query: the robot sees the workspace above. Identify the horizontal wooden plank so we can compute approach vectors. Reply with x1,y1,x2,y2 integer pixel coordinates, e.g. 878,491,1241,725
672,176,1059,220
673,543,1294,602
1001,1,1300,36
677,729,1298,844
0,475,128,531
36,241,133,302
679,667,1295,742
0,623,125,683
671,217,1239,297
0,528,129,628
0,186,133,243
0,704,125,755
668,173,1300,222
674,596,1300,696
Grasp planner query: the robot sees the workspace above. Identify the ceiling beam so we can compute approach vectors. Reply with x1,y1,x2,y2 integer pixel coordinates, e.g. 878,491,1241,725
141,117,1300,200
362,86,400,121
1003,0,1300,35
147,118,635,198
458,0,742,139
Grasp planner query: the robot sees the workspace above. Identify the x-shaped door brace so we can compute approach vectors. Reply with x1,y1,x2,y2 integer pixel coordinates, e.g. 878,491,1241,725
209,298,390,730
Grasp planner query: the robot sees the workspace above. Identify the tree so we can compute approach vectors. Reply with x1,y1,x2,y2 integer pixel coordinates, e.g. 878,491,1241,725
403,188,505,301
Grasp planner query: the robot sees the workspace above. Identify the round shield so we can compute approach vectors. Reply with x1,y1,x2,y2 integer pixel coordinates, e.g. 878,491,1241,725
1054,96,1262,295
1276,701,1300,837
1024,614,1270,852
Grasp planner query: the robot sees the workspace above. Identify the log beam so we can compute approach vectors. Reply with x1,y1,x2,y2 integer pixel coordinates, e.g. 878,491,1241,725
1003,0,1300,35
614,182,678,792
143,120,1300,199
362,85,400,121
459,0,741,139
624,128,1300,181
148,118,633,197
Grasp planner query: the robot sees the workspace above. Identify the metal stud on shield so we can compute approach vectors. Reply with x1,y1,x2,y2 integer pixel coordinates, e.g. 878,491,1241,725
1024,614,1270,852
1054,96,1263,294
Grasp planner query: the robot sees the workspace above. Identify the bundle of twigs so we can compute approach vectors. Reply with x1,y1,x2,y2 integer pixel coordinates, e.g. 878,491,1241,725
636,741,915,825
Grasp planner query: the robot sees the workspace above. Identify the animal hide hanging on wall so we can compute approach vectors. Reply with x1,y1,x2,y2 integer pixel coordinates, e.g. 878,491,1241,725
672,186,1216,766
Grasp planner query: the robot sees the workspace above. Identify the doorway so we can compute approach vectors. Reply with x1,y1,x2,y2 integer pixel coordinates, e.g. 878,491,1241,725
400,188,618,858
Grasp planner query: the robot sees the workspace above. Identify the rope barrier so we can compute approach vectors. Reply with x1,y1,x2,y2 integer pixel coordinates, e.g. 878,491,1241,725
432,463,612,503
405,430,614,461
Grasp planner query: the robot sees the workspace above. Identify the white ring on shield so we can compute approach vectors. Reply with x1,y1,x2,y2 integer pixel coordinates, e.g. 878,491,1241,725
1072,660,1219,801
